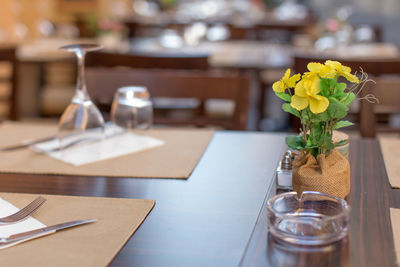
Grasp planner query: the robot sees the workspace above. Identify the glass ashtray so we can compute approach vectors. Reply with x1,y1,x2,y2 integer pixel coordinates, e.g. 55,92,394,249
267,191,350,246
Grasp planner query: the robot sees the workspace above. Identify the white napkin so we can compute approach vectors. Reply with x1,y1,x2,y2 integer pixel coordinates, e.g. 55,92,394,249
0,197,46,249
31,127,165,166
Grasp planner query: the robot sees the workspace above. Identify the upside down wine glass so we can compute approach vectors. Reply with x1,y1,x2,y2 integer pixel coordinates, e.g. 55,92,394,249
58,44,105,149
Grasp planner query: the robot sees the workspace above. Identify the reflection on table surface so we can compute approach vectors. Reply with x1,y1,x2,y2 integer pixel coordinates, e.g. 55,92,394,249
267,234,348,267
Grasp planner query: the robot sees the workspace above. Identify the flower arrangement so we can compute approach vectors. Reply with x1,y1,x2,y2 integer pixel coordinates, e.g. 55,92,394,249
273,60,367,158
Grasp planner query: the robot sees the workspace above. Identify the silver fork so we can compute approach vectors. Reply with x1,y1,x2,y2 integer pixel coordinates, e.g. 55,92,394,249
0,196,46,224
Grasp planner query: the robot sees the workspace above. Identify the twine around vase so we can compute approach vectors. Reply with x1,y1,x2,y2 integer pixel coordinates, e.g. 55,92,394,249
292,150,350,199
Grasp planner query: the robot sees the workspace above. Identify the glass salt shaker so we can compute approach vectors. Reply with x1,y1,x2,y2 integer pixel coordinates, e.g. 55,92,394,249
276,151,293,190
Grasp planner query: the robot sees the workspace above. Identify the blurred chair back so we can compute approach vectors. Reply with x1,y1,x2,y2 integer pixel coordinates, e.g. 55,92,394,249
360,77,400,138
0,46,18,120
86,51,209,70
86,68,249,130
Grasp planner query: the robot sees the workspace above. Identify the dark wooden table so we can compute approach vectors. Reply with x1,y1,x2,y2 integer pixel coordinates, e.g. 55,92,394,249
0,133,396,267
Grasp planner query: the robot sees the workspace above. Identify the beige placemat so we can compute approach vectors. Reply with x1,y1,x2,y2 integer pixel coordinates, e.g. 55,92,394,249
390,208,400,265
0,192,155,267
0,121,215,178
379,137,400,188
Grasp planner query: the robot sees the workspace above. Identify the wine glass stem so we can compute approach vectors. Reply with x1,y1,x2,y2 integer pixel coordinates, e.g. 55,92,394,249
76,50,89,101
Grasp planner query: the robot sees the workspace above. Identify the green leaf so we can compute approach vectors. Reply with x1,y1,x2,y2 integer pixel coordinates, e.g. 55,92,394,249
285,135,305,151
341,92,355,106
320,78,333,97
310,147,319,158
275,92,291,102
300,109,311,124
310,110,330,123
321,135,335,151
282,103,300,118
328,96,340,104
327,102,348,120
335,82,347,92
333,83,347,98
333,120,354,130
306,138,312,147
309,122,323,139
334,139,348,147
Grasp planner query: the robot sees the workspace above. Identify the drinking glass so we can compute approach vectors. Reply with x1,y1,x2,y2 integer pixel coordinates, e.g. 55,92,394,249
111,86,153,130
58,43,105,149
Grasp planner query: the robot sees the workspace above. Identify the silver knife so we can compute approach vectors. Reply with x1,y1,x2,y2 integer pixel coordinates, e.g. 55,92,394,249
0,122,118,152
0,219,97,245
0,136,57,152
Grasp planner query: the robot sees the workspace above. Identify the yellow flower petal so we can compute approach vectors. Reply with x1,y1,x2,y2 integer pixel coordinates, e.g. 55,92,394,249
319,65,336,78
310,76,321,94
309,95,329,113
300,76,319,97
273,69,300,93
272,81,284,92
307,62,324,72
283,69,291,80
341,65,351,73
342,72,360,83
291,95,309,111
294,80,307,97
288,73,301,87
325,60,341,69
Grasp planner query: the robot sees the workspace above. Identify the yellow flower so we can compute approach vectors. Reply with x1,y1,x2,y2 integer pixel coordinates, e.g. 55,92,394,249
272,69,300,93
325,60,359,83
291,75,329,114
307,62,336,79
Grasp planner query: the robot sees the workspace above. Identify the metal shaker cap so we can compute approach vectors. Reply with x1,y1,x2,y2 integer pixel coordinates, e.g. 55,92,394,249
281,151,292,170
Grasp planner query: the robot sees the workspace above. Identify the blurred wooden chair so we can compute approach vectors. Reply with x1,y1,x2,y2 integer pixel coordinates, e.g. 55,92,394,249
360,77,400,138
86,68,250,130
86,51,209,70
0,46,18,120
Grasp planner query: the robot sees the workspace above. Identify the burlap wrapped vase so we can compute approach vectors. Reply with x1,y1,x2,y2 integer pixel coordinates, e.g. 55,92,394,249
292,150,350,199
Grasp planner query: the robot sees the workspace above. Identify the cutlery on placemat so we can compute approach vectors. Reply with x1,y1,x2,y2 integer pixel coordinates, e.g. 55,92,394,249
0,136,57,152
0,196,46,224
35,129,126,153
0,219,97,246
0,122,121,152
